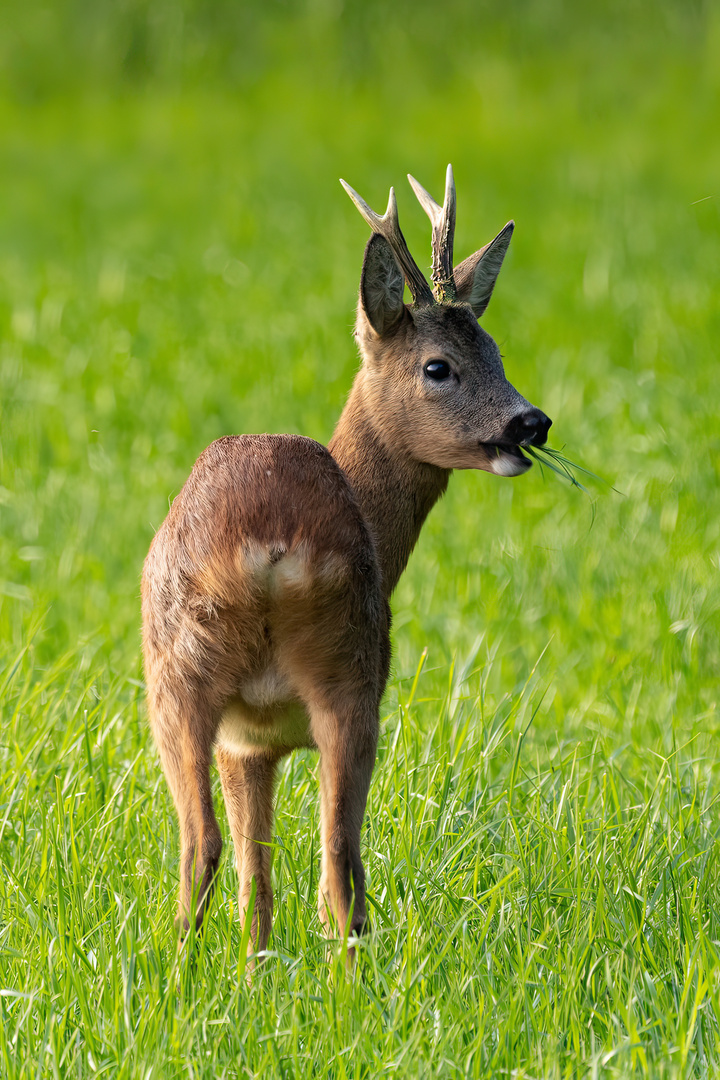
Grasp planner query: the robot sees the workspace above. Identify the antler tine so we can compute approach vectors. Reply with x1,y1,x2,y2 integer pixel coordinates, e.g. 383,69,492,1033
407,164,457,303
340,179,434,306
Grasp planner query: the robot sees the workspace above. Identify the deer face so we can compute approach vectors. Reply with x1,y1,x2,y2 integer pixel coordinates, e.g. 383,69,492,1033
354,217,552,475
397,303,549,475
358,299,550,477
348,174,551,477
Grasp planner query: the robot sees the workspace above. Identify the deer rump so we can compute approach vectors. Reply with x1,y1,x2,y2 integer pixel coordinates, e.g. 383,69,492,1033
142,432,389,753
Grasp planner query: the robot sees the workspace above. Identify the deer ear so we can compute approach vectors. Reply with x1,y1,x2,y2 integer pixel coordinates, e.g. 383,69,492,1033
454,221,514,318
359,233,405,335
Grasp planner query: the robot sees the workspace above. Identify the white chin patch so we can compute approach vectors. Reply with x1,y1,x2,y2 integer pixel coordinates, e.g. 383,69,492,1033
489,449,531,477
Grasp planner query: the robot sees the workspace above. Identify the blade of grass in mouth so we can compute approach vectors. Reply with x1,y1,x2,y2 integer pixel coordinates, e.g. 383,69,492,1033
523,444,608,493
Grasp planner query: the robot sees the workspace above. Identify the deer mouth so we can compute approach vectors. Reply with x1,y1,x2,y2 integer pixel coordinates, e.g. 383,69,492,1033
483,443,532,477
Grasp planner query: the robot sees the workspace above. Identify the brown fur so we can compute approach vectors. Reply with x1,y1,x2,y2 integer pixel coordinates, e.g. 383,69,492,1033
142,182,550,967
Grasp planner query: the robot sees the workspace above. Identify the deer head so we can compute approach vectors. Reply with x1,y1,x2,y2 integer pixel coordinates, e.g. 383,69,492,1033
340,166,551,477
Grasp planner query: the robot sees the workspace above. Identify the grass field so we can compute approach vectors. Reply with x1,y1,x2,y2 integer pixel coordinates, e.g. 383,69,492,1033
1,1,720,1075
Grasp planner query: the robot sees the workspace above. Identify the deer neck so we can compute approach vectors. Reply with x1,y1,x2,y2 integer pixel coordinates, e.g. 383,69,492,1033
328,370,450,598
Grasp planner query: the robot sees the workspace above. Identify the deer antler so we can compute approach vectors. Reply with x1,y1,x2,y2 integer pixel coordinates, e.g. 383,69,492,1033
407,164,457,304
340,180,434,307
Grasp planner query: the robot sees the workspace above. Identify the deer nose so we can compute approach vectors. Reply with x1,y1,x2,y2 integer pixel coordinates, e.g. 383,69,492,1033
502,407,552,447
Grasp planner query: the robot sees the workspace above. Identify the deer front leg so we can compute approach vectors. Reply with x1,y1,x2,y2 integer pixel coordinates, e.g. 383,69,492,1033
311,700,378,946
216,744,278,967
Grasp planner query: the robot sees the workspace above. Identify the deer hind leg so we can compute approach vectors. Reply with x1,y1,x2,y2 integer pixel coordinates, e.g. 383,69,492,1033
147,682,223,935
216,744,278,966
309,696,379,946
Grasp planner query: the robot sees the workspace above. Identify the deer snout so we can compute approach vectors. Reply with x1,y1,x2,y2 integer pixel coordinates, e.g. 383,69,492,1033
502,407,552,448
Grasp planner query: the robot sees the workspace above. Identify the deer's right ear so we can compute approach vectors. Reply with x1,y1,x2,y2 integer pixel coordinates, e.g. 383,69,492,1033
359,233,405,336
454,221,514,318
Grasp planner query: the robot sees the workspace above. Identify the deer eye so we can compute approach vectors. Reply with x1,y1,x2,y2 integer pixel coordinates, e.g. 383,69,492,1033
424,360,452,381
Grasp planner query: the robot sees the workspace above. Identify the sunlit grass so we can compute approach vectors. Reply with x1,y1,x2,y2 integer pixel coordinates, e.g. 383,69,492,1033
1,1,720,1076
3,637,720,1076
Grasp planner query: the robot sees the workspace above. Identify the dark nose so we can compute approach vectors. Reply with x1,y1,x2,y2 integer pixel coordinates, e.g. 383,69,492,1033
502,407,552,447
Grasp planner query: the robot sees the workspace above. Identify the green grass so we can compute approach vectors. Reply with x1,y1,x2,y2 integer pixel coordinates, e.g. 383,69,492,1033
1,1,720,1075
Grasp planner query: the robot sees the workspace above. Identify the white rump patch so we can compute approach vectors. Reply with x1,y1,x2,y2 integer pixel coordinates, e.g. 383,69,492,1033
273,551,313,591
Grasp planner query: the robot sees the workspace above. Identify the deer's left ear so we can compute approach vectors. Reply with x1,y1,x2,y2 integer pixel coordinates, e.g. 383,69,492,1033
359,232,406,336
454,221,514,318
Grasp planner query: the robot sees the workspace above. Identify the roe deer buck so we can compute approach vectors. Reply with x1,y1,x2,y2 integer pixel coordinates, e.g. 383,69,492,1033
142,165,551,964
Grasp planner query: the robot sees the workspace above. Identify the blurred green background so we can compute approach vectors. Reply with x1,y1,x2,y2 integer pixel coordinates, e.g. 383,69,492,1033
1,1,720,1076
